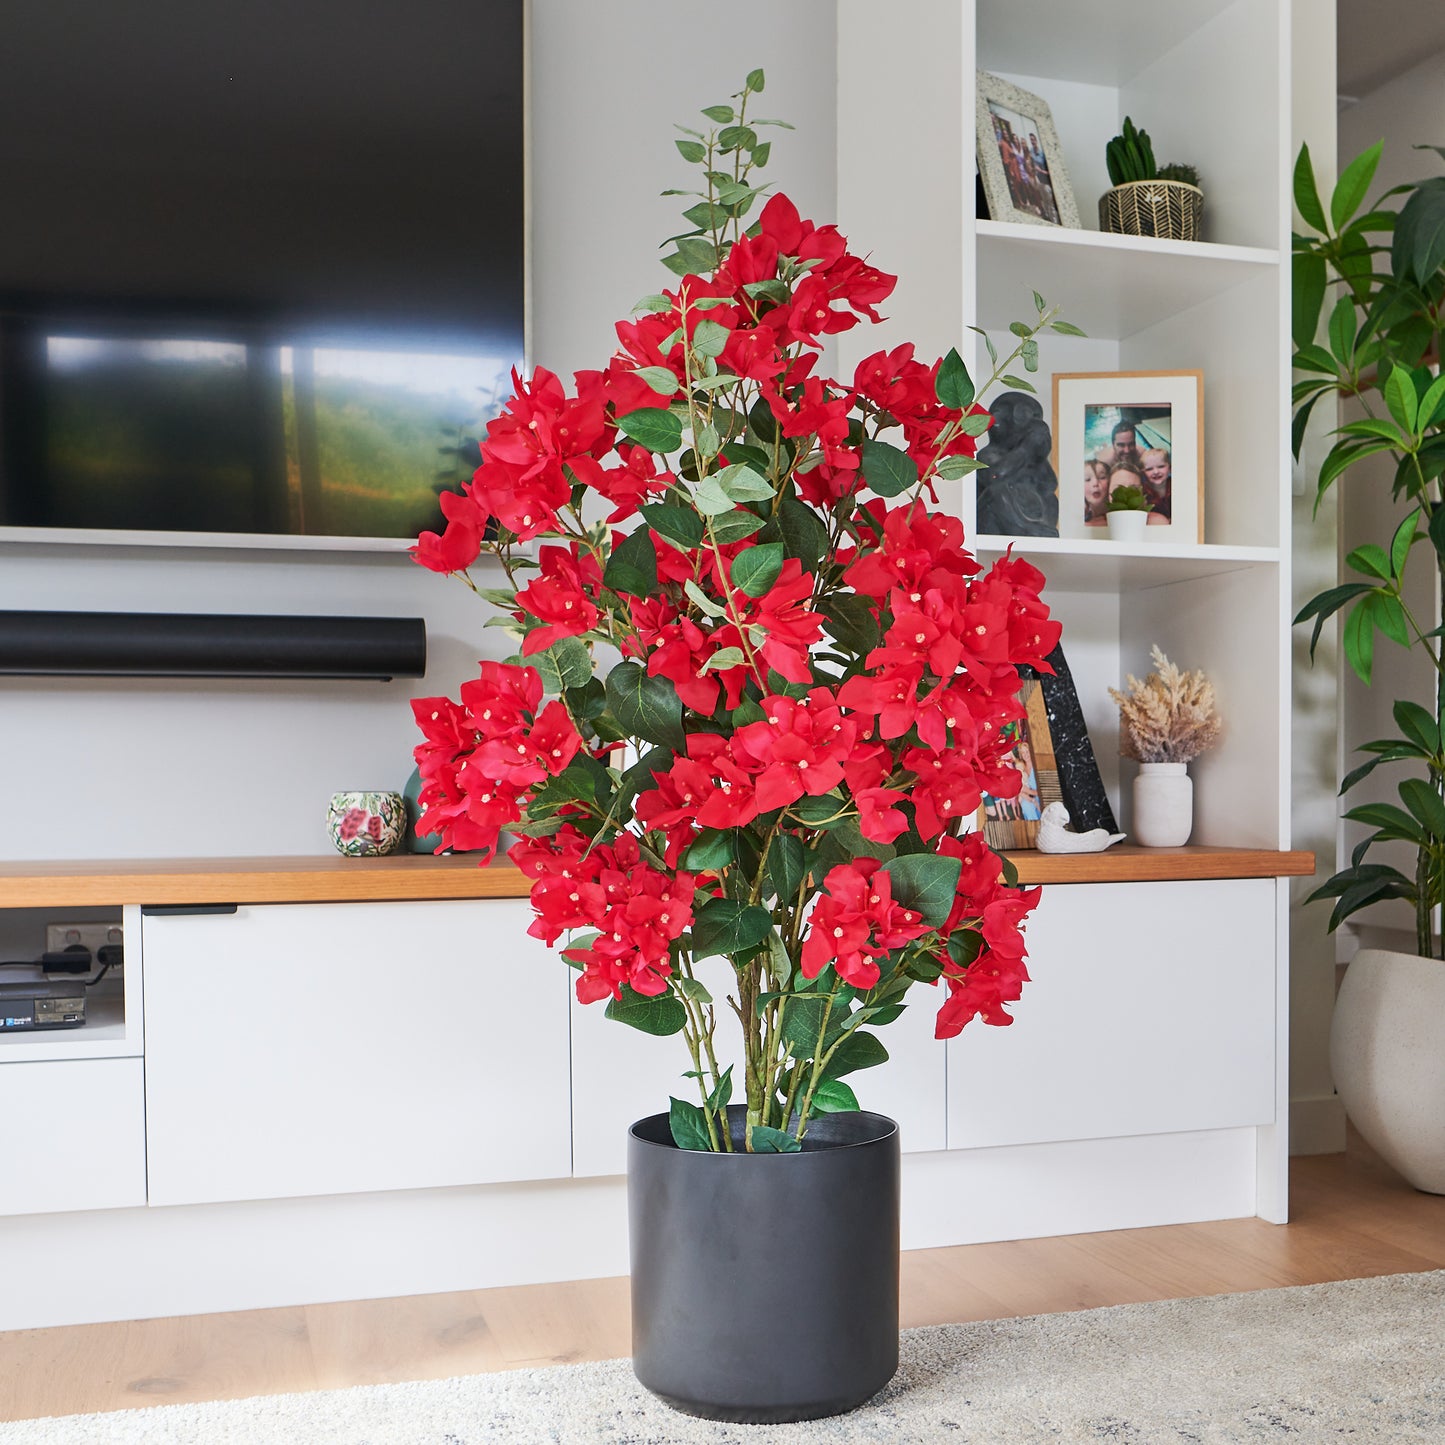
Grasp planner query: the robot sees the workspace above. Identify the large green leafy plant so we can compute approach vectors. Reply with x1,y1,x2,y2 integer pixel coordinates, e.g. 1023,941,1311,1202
1293,141,1445,956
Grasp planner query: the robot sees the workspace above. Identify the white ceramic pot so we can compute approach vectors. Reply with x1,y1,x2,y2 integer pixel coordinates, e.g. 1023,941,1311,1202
1106,510,1149,542
1330,947,1445,1194
1132,762,1192,847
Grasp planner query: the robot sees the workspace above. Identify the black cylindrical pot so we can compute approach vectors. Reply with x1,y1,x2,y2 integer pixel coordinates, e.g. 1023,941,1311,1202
628,1106,900,1424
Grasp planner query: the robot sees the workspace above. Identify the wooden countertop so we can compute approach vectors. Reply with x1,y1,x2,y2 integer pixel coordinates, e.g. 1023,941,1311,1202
0,846,1315,909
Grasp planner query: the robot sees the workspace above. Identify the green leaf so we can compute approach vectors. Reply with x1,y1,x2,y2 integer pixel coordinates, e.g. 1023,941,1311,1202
700,645,748,673
710,509,768,543
937,455,986,480
745,68,765,93
1327,295,1356,369
810,1079,860,1114
604,661,686,750
860,437,919,497
935,348,975,410
1346,543,1392,581
603,527,659,598
778,497,828,570
1000,374,1035,393
606,985,687,1036
675,139,706,164
1394,176,1445,285
1399,778,1445,839
633,365,681,395
700,104,734,124
683,828,735,871
821,1031,888,1081
1419,374,1445,431
1050,319,1087,337
767,833,807,903
715,462,775,502
718,125,758,153
692,318,730,359
669,1096,713,1150
617,407,684,454
530,635,593,693
1343,801,1426,842
632,293,673,314
676,975,714,1005
959,413,993,437
1390,509,1422,580
749,1125,802,1153
693,475,738,515
1331,140,1383,232
751,140,771,167
641,503,704,550
1294,144,1327,231
1394,699,1440,755
732,542,785,597
683,578,727,618
1292,252,1327,349
879,854,962,928
1343,595,1376,683
691,898,774,960
820,592,881,655
695,421,721,459
707,1064,734,1113
1385,365,1419,435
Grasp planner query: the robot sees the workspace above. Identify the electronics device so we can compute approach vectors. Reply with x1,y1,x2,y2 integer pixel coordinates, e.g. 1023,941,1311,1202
0,0,525,548
0,979,86,1031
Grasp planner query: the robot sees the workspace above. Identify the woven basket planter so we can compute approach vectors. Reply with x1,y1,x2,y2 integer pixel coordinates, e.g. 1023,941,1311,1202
1099,179,1204,241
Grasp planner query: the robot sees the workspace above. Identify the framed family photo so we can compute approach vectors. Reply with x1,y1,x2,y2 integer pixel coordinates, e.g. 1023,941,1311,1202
975,72,1079,230
977,677,1062,851
1051,371,1204,542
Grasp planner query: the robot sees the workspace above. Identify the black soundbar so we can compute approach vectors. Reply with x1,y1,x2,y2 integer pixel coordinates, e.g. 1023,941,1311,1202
0,610,427,679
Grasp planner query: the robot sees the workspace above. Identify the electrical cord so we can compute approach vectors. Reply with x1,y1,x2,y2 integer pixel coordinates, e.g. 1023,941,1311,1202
0,943,120,987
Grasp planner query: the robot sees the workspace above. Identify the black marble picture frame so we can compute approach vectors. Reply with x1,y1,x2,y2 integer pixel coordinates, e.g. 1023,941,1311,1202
1021,644,1118,835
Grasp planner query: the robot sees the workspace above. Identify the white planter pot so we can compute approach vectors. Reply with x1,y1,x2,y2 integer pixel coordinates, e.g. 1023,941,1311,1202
1105,510,1149,542
1330,947,1445,1194
1132,762,1192,847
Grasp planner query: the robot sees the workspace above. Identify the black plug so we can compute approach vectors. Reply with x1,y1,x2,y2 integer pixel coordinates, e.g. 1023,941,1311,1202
97,943,124,968
42,944,92,974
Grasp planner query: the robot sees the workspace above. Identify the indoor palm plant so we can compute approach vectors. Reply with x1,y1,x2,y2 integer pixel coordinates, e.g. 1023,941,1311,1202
410,73,1068,1420
1293,139,1445,1193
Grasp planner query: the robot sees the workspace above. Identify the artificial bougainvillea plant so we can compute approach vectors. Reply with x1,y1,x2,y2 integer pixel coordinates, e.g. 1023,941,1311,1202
411,72,1072,1152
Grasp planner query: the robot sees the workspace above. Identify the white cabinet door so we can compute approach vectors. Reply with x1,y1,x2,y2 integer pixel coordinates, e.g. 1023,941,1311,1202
947,879,1276,1149
143,899,571,1206
0,1058,146,1216
570,957,947,1178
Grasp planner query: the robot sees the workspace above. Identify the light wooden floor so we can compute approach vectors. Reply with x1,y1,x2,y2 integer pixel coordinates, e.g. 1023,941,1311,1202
4,1140,1444,1424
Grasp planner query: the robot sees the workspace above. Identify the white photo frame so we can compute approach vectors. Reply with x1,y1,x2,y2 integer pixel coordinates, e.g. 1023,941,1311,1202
1051,371,1204,543
975,72,1080,230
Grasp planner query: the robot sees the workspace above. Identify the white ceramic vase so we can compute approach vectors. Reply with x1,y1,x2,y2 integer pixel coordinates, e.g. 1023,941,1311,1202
1106,510,1149,542
1132,761,1192,847
1330,948,1445,1194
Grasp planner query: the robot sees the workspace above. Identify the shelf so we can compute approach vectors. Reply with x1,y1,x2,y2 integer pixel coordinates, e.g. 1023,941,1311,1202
972,537,1278,592
978,0,1239,86
0,989,135,1063
1006,846,1314,885
975,221,1279,338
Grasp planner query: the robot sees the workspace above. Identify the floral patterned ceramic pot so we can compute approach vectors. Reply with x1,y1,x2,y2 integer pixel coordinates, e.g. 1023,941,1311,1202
327,791,406,857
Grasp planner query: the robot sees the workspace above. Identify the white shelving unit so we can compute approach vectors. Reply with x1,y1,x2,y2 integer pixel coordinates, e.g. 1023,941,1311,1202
838,0,1293,1217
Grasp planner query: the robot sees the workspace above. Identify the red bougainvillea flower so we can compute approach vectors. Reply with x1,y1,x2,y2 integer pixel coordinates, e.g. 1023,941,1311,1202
731,689,857,813
413,487,490,575
801,859,930,990
516,544,603,654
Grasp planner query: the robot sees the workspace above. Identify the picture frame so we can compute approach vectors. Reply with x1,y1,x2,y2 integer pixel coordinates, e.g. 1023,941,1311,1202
1051,370,1204,543
978,676,1062,851
975,72,1080,230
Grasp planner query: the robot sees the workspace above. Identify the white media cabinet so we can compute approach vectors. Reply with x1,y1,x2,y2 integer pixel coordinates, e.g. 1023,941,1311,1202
0,850,1309,1331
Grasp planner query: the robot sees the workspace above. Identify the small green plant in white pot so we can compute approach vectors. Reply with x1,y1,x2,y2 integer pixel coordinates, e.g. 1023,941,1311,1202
1104,482,1150,542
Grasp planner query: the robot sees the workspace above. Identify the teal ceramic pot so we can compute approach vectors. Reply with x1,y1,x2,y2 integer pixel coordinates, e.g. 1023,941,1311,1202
327,791,406,856
402,766,445,854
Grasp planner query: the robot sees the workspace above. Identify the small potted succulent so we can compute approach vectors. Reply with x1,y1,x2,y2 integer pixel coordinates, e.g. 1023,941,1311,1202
1100,117,1203,241
1103,481,1151,541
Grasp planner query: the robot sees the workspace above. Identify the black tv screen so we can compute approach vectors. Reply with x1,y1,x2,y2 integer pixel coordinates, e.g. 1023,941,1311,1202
0,0,524,543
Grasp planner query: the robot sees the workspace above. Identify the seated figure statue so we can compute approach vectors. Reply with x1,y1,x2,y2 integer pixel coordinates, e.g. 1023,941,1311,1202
975,390,1059,537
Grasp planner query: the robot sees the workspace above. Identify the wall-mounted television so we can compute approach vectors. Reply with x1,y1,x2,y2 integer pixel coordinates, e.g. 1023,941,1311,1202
0,0,525,549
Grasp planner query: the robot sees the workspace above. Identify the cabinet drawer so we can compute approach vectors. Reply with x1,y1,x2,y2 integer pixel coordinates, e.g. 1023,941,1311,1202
143,899,572,1206
948,879,1277,1149
0,1058,146,1216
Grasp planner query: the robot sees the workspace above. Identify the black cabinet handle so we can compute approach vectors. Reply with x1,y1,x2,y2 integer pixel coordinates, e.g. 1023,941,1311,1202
140,904,239,916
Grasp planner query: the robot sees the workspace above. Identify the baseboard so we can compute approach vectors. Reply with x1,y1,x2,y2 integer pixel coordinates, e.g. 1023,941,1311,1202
1290,1092,1346,1155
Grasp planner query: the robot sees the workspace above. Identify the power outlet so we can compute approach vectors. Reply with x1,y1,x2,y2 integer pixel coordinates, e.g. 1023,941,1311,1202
45,921,123,972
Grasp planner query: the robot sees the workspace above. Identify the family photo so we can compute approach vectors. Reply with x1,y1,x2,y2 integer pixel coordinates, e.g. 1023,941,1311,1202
987,99,1063,224
1080,402,1174,528
980,678,1061,850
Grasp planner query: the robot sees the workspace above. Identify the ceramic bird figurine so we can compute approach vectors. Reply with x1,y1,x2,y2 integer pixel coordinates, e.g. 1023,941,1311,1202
1035,801,1126,854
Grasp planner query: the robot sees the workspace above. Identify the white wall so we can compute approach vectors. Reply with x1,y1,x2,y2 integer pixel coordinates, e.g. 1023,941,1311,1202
1288,0,1344,1155
0,1,836,862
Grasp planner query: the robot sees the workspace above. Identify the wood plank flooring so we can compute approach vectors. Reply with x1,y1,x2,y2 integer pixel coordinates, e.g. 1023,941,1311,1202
3,1140,1443,1424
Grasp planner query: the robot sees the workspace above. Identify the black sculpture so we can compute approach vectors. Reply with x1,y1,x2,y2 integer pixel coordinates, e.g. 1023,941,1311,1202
975,390,1059,537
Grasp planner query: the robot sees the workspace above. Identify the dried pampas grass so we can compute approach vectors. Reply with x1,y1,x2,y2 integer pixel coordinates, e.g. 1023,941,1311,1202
1108,645,1221,764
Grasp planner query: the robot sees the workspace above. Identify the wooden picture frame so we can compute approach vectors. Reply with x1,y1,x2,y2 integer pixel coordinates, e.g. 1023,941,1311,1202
975,72,1080,230
1051,370,1204,542
978,677,1062,851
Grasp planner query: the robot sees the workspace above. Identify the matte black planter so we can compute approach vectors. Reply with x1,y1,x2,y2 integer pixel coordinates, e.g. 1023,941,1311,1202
628,1106,900,1424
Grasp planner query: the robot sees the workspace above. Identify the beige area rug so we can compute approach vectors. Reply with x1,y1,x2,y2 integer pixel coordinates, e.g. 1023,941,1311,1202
3,1270,1443,1444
